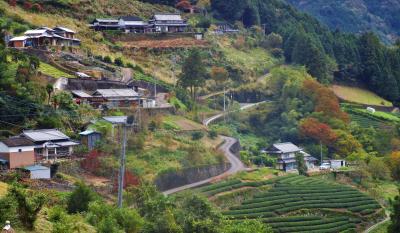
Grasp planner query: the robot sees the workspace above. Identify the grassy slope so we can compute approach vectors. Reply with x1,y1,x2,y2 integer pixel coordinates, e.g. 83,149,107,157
332,85,393,107
38,62,74,78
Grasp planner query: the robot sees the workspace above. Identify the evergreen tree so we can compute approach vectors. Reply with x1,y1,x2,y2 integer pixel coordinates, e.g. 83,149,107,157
389,189,400,233
178,49,207,101
295,153,307,175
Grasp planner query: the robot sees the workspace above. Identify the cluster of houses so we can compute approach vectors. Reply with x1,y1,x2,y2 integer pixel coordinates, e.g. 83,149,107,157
90,13,188,33
7,26,80,48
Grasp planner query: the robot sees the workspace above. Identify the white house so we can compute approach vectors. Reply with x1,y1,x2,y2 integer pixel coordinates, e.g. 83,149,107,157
263,142,318,172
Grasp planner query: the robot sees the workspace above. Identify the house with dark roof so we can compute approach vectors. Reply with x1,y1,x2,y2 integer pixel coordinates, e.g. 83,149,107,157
90,18,120,31
149,13,188,33
118,16,149,33
20,129,79,161
0,137,36,169
263,142,317,172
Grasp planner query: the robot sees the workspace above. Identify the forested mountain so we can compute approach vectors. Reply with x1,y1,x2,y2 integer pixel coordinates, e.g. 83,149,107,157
285,0,400,44
211,0,400,104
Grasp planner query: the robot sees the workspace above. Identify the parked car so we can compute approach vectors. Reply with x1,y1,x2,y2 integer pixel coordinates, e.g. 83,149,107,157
319,163,331,170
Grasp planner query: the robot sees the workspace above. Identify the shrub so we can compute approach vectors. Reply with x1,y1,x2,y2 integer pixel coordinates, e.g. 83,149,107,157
192,131,204,140
208,130,218,139
114,57,124,67
67,182,97,214
103,56,112,63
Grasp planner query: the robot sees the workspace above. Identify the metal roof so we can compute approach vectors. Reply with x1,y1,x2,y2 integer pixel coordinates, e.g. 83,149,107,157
71,90,92,98
1,137,35,147
10,36,28,41
103,116,128,124
94,89,139,98
273,142,302,153
94,18,119,23
24,165,50,171
153,13,183,21
22,129,70,142
79,130,100,136
24,29,48,35
54,26,75,33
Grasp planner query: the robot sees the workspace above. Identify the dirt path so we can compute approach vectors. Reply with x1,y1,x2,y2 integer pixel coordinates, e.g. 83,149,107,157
364,217,390,233
163,102,266,195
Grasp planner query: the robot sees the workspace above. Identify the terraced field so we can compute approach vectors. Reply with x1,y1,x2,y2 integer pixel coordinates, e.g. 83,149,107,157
199,175,384,233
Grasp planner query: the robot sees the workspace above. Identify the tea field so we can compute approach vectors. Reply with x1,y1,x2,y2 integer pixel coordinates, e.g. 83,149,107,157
198,175,384,233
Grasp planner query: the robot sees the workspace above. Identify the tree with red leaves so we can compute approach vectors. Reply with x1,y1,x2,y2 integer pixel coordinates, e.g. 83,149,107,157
8,0,16,7
31,3,44,12
176,0,192,11
80,150,102,174
299,117,338,146
23,1,33,10
113,170,140,192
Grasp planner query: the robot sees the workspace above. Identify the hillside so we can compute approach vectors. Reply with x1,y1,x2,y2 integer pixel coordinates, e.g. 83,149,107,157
286,0,400,44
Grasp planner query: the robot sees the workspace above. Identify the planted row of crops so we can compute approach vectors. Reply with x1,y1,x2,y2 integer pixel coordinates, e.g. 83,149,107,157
200,175,382,233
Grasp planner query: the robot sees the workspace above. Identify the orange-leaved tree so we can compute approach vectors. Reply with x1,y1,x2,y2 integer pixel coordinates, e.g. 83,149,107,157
299,117,338,146
389,151,400,180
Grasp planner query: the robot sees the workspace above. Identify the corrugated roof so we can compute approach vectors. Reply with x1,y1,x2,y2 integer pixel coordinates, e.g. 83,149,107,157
22,129,70,142
71,90,92,98
273,142,301,153
24,165,50,171
94,89,139,98
24,29,48,35
1,137,35,147
103,116,128,124
79,130,99,136
54,26,75,33
10,36,28,41
95,18,119,23
154,13,183,21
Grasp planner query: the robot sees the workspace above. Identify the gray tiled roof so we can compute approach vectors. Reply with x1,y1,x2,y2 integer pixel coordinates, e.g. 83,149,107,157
273,142,301,153
94,89,139,98
154,13,183,21
22,129,70,142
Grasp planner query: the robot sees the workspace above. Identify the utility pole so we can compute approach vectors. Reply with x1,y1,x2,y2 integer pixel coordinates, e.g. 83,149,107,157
320,141,323,165
223,86,226,122
154,79,157,107
117,116,134,208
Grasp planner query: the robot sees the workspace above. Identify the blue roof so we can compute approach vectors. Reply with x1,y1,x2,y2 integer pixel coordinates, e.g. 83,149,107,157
79,130,100,136
0,158,8,164
24,165,50,171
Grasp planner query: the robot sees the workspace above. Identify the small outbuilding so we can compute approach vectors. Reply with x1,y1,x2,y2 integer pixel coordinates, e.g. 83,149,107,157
330,160,346,169
79,130,102,150
24,165,51,179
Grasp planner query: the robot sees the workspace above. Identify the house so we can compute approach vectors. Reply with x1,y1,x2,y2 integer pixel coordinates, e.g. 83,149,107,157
23,165,51,179
91,88,141,108
79,130,102,150
71,90,94,105
90,18,120,31
149,13,188,33
8,26,80,48
213,23,239,35
263,142,318,172
0,137,36,169
20,129,79,161
118,16,149,33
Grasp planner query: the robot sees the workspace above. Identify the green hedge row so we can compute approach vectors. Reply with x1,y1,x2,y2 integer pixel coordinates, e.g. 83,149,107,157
269,217,349,228
287,223,356,233
275,220,350,233
198,179,241,192
262,216,323,223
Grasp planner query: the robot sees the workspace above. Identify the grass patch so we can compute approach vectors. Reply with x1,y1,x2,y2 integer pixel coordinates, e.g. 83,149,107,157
332,85,392,107
38,62,74,78
0,182,8,197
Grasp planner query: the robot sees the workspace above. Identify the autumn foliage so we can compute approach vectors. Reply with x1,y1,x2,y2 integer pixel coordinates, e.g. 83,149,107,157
80,150,102,174
8,0,16,7
389,151,400,180
303,79,349,122
299,117,338,146
113,170,140,192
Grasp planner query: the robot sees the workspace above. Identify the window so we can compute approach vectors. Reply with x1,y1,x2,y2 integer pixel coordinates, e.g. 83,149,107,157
48,148,56,156
18,149,22,152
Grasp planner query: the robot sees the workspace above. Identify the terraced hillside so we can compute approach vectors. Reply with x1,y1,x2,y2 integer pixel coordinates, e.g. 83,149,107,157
198,175,384,233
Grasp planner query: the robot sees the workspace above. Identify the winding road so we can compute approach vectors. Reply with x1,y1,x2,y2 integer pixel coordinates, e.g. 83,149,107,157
163,101,266,195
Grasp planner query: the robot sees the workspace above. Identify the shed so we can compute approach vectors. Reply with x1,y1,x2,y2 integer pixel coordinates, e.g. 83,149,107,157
330,160,346,169
79,130,101,150
24,165,51,179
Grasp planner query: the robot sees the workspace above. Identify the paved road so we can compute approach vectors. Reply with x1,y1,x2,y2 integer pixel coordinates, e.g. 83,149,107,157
163,102,266,195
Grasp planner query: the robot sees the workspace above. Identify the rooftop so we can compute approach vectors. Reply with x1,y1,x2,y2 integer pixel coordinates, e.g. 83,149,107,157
102,116,128,125
24,165,50,171
153,13,183,21
272,142,302,153
94,18,119,23
54,26,75,33
119,16,143,21
22,129,70,142
1,137,35,147
71,90,92,98
93,89,139,98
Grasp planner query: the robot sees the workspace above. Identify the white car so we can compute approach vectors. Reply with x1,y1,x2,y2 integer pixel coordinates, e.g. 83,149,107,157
319,163,331,170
